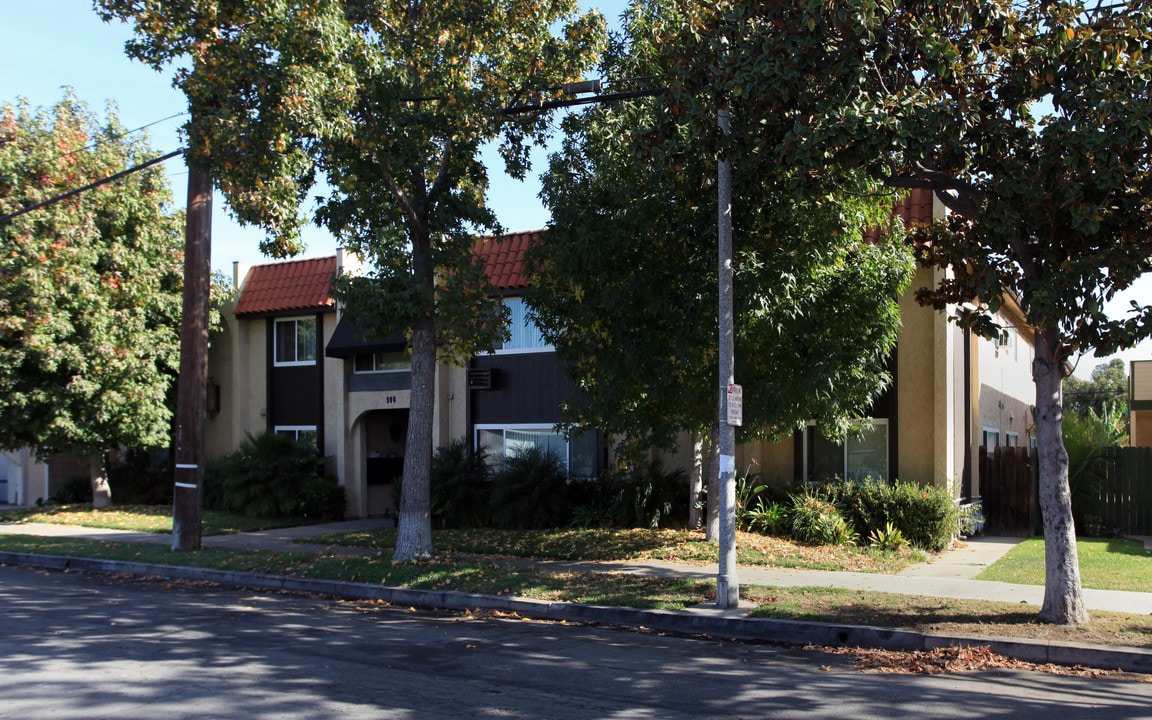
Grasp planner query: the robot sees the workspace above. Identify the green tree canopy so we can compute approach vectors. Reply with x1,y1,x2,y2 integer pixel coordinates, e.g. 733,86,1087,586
0,94,184,504
99,0,607,561
646,0,1152,624
531,1,914,454
1065,359,1128,422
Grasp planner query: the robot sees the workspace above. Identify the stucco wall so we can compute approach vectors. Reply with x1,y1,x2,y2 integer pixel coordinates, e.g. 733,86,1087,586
975,307,1035,453
895,266,944,487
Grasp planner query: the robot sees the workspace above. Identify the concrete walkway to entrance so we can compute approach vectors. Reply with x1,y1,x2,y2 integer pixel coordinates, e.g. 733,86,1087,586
3,519,1151,614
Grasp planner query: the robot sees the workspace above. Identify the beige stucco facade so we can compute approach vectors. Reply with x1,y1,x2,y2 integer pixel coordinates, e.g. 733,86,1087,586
724,264,1035,499
205,255,472,519
1132,360,1152,447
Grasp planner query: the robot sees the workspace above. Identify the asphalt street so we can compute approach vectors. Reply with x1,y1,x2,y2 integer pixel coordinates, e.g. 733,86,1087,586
2,565,1150,719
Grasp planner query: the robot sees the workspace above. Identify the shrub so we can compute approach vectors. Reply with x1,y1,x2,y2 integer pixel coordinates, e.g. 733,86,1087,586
209,431,326,518
884,481,956,552
487,446,571,529
49,477,92,505
106,449,173,505
744,498,787,535
600,458,689,529
822,478,956,552
815,512,859,546
867,521,910,550
429,439,491,528
789,492,856,545
299,475,346,521
836,477,890,540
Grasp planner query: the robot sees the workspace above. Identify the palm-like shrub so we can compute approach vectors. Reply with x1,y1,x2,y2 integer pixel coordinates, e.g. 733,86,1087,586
430,439,492,528
209,431,326,518
1065,403,1126,534
487,446,571,529
601,458,689,529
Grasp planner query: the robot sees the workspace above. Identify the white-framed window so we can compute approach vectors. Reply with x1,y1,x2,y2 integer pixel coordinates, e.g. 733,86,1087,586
1006,432,1019,447
494,298,553,354
982,427,1000,455
274,317,317,366
353,350,410,374
801,419,889,483
275,425,317,448
475,424,597,478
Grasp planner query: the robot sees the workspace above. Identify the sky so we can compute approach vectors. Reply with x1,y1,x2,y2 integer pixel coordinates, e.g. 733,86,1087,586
0,0,1148,379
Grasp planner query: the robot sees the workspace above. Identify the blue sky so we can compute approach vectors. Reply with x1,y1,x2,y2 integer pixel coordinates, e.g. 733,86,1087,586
0,0,629,271
1,0,1147,376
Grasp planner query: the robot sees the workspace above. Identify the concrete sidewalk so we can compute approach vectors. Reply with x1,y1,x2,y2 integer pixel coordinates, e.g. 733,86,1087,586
4,519,1151,614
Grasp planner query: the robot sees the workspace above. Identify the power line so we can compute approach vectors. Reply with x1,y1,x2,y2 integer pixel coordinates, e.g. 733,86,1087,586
74,112,187,160
0,148,184,225
16,111,186,176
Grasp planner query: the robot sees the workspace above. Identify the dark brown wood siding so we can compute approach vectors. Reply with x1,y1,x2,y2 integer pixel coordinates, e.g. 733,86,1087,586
265,314,326,449
469,353,577,425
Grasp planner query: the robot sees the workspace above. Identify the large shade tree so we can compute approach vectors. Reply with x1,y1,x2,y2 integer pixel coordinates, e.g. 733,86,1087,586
99,0,606,561
529,0,915,526
652,0,1152,624
0,94,184,506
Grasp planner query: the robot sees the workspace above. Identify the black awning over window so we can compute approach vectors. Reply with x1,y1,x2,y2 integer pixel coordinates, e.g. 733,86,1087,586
324,316,407,358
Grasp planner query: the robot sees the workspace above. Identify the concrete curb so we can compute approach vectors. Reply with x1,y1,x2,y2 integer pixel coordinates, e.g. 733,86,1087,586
4,550,1151,674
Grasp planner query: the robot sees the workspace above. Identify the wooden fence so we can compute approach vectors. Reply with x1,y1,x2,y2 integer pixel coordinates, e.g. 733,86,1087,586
1084,447,1152,536
979,445,1152,537
979,446,1038,537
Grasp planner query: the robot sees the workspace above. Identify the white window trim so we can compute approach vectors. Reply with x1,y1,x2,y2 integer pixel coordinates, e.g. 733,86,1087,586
475,423,591,475
492,345,556,356
274,316,318,367
802,418,889,484
493,298,554,355
274,425,317,444
982,427,1001,455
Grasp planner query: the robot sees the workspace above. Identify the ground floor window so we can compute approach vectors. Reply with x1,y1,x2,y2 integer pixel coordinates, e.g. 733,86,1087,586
982,427,1000,455
475,424,598,478
802,419,889,483
275,425,318,448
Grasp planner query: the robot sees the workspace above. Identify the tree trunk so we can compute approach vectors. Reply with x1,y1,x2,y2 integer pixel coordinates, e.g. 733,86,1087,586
89,457,111,509
689,432,705,529
393,312,436,562
705,423,720,542
1033,334,1089,625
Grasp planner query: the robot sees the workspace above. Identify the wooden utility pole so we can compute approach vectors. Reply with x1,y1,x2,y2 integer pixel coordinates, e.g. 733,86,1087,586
172,168,212,551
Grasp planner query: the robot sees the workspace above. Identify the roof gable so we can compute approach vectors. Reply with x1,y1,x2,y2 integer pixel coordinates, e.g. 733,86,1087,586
235,256,337,317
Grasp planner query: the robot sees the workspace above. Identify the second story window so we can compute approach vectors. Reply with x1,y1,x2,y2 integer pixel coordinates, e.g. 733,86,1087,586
275,317,317,366
496,298,552,353
354,350,409,374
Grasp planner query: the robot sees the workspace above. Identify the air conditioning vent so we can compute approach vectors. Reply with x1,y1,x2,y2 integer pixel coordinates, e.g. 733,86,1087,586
468,368,500,391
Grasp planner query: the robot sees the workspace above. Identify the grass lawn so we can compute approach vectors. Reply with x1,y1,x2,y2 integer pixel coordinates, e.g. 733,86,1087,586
303,526,927,573
4,506,1152,651
977,537,1152,593
0,504,310,535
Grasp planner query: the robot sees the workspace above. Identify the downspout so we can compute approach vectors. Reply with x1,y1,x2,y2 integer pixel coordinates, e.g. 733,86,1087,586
962,325,973,499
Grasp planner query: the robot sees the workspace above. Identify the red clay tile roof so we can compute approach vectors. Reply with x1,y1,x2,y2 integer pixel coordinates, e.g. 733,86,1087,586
864,188,937,244
895,187,936,226
473,231,541,291
234,256,337,316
